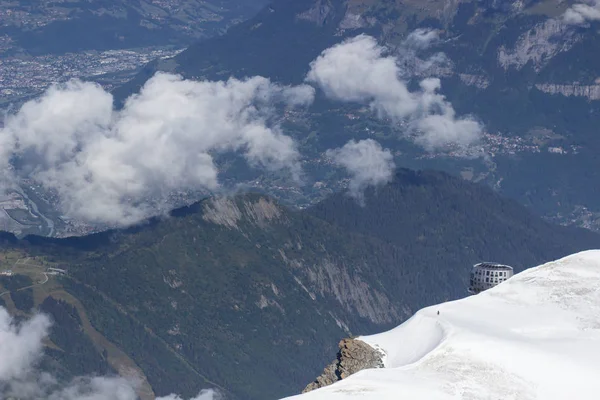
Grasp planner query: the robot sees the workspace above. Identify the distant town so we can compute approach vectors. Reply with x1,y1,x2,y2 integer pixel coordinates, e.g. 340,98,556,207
0,46,184,106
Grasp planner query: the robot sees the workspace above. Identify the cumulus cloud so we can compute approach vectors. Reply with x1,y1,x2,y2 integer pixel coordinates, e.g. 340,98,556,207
394,28,451,80
326,139,395,202
0,307,51,382
403,28,440,50
564,1,600,24
414,78,482,150
158,390,222,400
0,33,482,227
306,34,482,150
0,73,314,226
0,306,220,400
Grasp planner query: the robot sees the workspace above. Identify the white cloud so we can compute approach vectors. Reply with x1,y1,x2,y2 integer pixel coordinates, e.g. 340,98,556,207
326,139,395,202
158,389,222,400
306,34,482,151
564,1,600,24
0,306,220,400
306,34,417,116
0,307,51,382
394,29,451,80
0,33,482,227
44,377,138,400
415,78,483,150
1,73,314,226
403,28,439,50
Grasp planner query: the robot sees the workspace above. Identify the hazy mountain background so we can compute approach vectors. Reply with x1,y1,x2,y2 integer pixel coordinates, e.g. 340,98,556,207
0,0,269,55
0,0,269,144
3,0,600,238
113,0,600,232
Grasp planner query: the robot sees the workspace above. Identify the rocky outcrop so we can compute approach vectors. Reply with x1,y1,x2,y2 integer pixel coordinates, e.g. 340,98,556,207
306,258,401,325
498,19,581,71
459,73,491,89
338,11,367,30
202,197,243,229
202,196,285,230
243,197,283,228
302,338,384,393
279,250,402,325
296,0,335,26
535,83,600,100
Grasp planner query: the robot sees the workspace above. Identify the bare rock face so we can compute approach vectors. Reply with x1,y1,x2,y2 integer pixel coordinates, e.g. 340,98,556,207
459,73,491,89
201,196,285,230
535,83,600,101
302,338,384,393
497,19,581,71
297,0,335,26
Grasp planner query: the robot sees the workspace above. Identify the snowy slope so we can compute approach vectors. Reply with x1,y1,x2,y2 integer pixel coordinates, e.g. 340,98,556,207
284,250,600,400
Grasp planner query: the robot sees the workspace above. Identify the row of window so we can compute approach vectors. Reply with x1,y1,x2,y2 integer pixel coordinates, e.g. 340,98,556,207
474,269,510,277
470,277,507,286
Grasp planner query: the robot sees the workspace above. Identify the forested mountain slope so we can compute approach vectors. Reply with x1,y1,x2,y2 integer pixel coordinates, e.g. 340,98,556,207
0,169,598,399
309,168,600,274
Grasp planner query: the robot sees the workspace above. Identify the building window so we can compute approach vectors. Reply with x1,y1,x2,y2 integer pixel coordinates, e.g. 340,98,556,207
486,277,489,283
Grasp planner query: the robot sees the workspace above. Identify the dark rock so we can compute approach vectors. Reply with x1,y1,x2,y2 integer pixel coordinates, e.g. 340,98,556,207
303,338,384,393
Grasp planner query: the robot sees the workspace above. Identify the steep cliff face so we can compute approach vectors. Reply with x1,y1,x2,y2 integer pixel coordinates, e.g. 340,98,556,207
296,0,337,26
497,18,581,72
302,338,384,393
535,83,600,100
201,196,286,230
459,73,491,89
278,251,403,326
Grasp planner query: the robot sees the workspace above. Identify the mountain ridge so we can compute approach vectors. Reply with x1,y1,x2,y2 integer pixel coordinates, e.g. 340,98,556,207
1,168,599,399
0,0,270,55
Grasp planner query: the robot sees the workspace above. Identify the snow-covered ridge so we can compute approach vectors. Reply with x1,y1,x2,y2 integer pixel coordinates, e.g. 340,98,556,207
284,250,600,399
